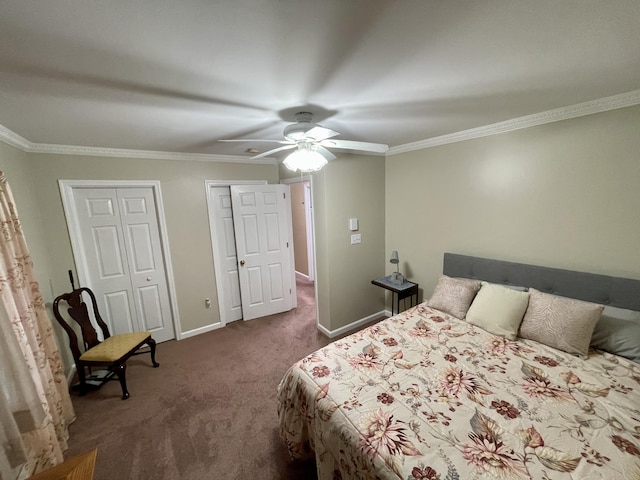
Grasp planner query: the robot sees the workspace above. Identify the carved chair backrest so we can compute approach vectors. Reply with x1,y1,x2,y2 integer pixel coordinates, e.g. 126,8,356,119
53,287,112,362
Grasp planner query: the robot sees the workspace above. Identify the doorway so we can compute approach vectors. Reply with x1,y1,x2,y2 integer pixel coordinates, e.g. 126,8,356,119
281,175,318,318
206,181,297,327
288,180,315,281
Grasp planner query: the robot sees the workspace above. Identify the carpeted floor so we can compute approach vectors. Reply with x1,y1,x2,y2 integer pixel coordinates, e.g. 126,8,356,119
64,278,379,479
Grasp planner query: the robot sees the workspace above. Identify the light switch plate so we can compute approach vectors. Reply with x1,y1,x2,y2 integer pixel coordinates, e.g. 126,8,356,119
350,233,362,244
349,218,359,231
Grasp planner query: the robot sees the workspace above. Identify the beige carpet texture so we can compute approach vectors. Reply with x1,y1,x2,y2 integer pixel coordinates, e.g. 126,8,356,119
63,279,371,479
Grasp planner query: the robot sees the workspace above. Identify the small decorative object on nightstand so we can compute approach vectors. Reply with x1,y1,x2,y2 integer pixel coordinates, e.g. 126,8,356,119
372,276,419,315
389,250,405,284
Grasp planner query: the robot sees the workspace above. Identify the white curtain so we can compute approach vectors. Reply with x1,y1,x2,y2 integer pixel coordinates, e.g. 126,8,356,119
0,171,75,479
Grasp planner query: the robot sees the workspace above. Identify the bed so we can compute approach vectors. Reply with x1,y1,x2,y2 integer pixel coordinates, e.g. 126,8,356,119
277,253,640,480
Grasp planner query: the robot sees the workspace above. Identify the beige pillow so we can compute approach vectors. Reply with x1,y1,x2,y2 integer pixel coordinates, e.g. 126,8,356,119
427,275,481,319
519,288,604,357
466,282,530,340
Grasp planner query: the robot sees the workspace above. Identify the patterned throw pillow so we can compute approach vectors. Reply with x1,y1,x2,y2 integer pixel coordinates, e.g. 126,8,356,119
427,275,481,319
519,288,604,357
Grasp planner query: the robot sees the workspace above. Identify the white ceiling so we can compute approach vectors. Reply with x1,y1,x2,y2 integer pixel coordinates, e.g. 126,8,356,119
1,1,639,159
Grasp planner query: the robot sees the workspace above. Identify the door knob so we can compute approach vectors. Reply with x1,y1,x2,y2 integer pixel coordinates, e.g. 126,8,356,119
146,277,152,281
239,260,245,266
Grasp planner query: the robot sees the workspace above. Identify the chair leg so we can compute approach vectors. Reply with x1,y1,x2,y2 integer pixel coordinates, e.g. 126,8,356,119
77,365,89,396
112,363,130,400
146,337,159,367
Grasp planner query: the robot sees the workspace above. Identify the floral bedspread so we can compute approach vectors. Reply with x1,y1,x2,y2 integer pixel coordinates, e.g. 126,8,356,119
277,304,640,480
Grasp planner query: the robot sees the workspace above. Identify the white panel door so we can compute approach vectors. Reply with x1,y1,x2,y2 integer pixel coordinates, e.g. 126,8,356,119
231,184,295,321
117,188,174,342
208,186,242,324
72,187,174,342
73,188,137,336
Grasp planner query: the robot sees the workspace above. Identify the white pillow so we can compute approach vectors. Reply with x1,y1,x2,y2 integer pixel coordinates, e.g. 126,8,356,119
466,282,530,340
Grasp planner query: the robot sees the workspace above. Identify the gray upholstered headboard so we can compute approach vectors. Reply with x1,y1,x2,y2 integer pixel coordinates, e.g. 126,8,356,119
443,253,640,311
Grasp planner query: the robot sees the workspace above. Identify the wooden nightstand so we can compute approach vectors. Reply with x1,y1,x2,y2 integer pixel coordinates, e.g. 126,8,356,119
372,276,419,315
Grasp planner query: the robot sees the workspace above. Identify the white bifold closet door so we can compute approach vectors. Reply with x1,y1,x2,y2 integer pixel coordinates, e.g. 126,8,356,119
72,187,174,342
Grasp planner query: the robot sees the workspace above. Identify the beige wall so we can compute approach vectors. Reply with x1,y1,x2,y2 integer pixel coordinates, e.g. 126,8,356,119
4,140,385,375
298,154,386,332
386,105,640,301
10,152,278,342
5,101,637,371
290,182,309,276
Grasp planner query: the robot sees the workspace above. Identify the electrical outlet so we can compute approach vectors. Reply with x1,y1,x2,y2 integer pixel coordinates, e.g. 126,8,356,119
350,234,362,245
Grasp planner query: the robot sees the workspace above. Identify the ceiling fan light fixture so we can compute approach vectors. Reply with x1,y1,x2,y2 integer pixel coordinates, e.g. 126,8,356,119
283,147,328,173
283,122,312,142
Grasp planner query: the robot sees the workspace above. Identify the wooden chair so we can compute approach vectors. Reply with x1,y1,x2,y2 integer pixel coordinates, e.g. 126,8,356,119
53,287,159,399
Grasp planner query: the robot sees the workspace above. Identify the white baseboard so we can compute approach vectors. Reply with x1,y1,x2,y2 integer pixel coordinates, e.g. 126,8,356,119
179,321,224,340
180,308,393,341
295,271,311,281
317,310,390,338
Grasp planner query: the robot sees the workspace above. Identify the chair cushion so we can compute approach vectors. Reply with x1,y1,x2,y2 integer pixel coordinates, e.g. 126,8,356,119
80,332,151,362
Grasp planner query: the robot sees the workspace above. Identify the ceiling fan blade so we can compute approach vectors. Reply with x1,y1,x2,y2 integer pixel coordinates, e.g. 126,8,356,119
305,126,340,142
314,145,337,161
251,144,297,159
320,139,388,153
219,139,292,144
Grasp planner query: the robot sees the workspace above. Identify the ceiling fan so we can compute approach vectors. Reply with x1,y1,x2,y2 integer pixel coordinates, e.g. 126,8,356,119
220,112,388,172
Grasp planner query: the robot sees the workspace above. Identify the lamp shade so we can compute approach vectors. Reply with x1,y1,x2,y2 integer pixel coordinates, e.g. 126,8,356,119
389,250,399,264
283,148,328,173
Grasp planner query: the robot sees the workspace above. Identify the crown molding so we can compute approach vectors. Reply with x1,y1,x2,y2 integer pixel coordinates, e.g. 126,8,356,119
2,89,639,161
387,89,640,156
0,124,33,151
0,129,276,164
25,142,277,164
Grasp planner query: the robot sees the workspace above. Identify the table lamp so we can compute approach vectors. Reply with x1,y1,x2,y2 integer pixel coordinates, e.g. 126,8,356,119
389,250,405,284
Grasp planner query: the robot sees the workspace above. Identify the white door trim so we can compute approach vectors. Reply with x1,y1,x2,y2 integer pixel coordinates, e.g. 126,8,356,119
303,182,315,281
58,179,182,339
204,179,267,328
